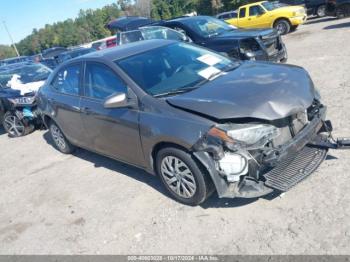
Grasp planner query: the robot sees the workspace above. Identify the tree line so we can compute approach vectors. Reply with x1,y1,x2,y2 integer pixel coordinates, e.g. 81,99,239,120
0,0,252,59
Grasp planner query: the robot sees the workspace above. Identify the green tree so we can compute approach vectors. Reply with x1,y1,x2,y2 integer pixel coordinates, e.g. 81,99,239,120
0,45,16,59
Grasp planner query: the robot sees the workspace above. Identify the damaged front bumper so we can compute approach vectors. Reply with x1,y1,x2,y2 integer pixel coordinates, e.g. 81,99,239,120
193,105,348,199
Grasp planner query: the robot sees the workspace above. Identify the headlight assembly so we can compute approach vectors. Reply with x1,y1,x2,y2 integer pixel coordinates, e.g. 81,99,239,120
208,124,280,149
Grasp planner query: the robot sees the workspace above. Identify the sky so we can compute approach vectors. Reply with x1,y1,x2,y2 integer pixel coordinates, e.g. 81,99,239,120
0,0,117,45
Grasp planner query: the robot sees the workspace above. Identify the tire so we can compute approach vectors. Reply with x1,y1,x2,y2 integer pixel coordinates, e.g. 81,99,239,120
316,5,326,17
274,19,291,35
49,121,75,154
2,111,33,138
156,147,214,206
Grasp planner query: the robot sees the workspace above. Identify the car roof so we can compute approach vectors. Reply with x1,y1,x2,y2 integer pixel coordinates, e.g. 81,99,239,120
165,15,218,23
72,39,175,62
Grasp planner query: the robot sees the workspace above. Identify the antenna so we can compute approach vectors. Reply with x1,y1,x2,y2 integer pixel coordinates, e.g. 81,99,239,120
2,20,20,57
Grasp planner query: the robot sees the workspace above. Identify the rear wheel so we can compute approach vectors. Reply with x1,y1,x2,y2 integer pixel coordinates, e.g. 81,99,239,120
49,121,75,154
156,147,214,206
274,19,291,35
2,111,33,138
316,5,326,17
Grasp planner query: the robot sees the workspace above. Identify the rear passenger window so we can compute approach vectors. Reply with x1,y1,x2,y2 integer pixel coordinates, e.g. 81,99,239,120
51,64,80,95
84,63,127,100
249,5,264,16
239,8,246,18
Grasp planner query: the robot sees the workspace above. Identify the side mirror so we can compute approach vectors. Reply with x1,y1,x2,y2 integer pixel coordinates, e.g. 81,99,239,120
104,92,128,108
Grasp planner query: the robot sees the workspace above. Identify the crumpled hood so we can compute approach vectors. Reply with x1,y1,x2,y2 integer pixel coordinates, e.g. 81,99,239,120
216,28,276,39
167,62,317,121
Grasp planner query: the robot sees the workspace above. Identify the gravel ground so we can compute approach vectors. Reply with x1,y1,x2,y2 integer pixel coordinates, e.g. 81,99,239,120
0,17,350,255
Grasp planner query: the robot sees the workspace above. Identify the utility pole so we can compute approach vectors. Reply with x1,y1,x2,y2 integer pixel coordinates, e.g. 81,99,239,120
2,20,20,57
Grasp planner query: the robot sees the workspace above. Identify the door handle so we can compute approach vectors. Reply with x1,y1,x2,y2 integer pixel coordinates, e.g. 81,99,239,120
81,107,92,115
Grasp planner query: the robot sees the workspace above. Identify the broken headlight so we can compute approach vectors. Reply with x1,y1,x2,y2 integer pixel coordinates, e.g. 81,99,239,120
209,124,280,149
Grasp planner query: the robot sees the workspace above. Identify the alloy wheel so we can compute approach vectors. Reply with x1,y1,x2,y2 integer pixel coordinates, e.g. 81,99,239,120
160,156,197,198
4,114,25,137
51,124,66,151
276,22,287,35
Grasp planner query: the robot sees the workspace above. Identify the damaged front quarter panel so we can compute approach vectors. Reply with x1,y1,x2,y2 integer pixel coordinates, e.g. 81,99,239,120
192,125,274,198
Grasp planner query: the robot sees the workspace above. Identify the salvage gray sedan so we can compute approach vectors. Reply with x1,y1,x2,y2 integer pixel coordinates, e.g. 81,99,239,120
38,40,345,205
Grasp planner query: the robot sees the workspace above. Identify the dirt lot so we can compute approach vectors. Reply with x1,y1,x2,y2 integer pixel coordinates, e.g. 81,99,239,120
0,17,350,255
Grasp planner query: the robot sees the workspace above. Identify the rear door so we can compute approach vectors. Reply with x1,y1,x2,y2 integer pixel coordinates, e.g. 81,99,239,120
49,62,87,146
80,61,144,166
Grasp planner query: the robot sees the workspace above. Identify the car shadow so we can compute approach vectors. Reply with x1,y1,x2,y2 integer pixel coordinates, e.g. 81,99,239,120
0,126,6,136
42,131,167,196
305,17,337,25
200,190,281,209
42,131,279,209
324,21,350,29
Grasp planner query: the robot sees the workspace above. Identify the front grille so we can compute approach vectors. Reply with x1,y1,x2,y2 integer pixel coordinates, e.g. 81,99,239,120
264,146,328,191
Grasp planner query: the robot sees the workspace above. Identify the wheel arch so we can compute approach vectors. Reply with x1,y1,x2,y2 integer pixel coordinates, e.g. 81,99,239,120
273,17,291,27
150,141,190,175
42,114,53,128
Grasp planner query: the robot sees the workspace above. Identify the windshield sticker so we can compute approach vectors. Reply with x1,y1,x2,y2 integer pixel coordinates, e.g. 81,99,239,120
198,66,221,80
197,54,222,66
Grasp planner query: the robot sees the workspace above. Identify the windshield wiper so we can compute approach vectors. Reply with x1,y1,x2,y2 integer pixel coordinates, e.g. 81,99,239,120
153,63,240,98
153,87,199,98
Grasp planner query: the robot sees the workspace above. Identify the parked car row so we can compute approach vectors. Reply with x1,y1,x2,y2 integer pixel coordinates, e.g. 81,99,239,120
0,14,349,206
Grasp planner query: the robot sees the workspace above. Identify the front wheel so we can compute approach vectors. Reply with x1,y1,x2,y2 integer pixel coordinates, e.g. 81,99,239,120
2,111,33,138
316,5,326,17
49,121,75,154
274,19,291,35
156,147,214,205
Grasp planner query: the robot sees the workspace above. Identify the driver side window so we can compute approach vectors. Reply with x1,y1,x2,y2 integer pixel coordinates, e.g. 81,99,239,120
84,62,127,100
249,5,264,16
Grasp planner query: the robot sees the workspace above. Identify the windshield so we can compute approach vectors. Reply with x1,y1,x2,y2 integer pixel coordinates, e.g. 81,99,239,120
261,1,278,11
116,43,239,97
181,16,236,38
0,63,52,88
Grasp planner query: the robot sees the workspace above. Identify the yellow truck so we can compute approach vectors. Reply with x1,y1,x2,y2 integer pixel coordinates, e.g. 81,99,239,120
225,1,307,35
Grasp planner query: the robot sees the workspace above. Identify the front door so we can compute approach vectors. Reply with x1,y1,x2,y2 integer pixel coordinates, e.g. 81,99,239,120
237,7,251,28
80,62,144,166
